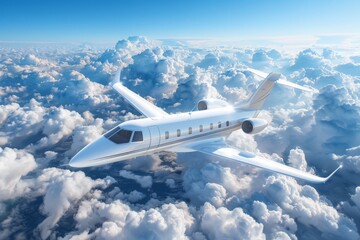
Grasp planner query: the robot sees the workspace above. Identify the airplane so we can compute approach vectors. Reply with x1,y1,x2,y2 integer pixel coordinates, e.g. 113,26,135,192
69,69,341,183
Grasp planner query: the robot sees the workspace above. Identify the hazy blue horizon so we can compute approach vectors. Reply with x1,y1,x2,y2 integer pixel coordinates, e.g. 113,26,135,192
1,0,360,44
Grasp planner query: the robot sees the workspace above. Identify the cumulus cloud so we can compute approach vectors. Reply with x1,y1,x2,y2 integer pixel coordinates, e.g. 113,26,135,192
252,201,297,239
336,62,360,76
200,202,265,240
289,48,330,70
264,176,359,240
0,147,36,200
71,199,194,240
65,118,104,157
351,187,360,210
34,168,112,239
119,170,153,188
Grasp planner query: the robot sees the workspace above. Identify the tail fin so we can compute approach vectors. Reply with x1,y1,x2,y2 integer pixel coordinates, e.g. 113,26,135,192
241,72,281,110
240,70,317,111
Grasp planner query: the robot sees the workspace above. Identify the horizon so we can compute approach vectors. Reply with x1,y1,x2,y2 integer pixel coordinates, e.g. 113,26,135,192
1,0,360,44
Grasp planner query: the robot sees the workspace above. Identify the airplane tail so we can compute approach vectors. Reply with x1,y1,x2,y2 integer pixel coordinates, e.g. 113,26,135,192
240,69,316,111
241,72,280,110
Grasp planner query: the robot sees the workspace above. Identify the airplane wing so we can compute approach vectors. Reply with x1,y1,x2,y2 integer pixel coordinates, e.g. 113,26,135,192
189,140,341,183
112,82,169,119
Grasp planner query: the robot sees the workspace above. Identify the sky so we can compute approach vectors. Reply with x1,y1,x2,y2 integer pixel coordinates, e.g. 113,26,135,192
1,0,360,43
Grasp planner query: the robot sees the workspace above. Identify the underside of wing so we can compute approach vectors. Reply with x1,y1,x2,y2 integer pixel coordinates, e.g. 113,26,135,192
112,82,168,119
190,140,341,183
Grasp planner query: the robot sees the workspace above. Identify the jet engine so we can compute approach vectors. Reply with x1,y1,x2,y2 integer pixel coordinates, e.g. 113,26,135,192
197,98,230,111
241,118,268,134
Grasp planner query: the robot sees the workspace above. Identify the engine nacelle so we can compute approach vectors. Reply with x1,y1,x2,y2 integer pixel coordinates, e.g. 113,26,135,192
242,118,268,134
197,98,230,111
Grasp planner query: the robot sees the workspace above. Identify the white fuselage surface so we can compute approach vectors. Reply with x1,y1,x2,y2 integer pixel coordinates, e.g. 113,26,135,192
71,106,255,167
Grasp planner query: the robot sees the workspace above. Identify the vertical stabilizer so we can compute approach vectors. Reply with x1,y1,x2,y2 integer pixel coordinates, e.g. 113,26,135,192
241,73,281,110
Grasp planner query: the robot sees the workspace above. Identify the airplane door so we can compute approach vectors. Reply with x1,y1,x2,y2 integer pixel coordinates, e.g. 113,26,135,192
148,126,160,149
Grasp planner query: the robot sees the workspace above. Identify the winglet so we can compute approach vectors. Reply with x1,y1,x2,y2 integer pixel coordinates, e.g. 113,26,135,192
310,164,342,183
323,164,342,182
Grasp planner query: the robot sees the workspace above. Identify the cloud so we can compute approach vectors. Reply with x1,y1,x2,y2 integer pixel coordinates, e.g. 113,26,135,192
65,118,104,157
351,187,360,210
289,48,330,70
336,62,360,76
34,168,112,239
119,170,153,188
0,147,36,200
264,176,359,240
72,199,194,240
33,106,85,150
252,201,297,239
20,54,47,66
251,49,275,69
200,202,265,240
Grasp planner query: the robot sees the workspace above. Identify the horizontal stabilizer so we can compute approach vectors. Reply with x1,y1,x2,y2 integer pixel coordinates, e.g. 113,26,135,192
277,78,318,93
246,68,317,93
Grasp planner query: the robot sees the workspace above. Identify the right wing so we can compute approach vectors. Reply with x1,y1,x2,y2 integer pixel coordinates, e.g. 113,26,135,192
190,140,341,183
112,82,169,119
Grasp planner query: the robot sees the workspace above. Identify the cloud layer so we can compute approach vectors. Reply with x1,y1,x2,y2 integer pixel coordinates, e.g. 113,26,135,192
0,36,359,239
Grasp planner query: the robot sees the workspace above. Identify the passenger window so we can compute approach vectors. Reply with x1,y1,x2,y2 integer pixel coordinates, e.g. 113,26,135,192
109,129,132,144
189,127,192,134
132,131,143,142
218,122,221,128
210,123,213,130
177,129,181,137
199,125,203,132
226,121,230,127
165,131,169,139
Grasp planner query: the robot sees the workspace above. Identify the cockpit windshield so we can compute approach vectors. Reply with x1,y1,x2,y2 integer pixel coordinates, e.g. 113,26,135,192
104,126,143,144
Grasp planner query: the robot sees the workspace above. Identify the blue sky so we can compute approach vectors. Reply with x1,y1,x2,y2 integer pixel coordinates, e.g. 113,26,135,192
1,0,360,43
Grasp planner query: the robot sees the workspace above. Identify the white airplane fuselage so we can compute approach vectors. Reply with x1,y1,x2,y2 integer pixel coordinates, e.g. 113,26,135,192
70,107,256,168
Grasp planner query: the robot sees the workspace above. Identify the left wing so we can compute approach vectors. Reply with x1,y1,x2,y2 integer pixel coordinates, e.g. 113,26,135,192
112,82,169,119
190,140,341,183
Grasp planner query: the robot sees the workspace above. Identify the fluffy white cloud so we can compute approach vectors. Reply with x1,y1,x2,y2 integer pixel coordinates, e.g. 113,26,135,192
336,62,360,76
34,168,111,239
264,176,359,240
72,199,194,240
351,187,360,210
200,202,265,240
65,118,104,157
20,54,47,66
252,201,297,240
0,99,46,148
288,147,310,172
33,107,85,150
0,147,36,200
119,170,153,188
290,48,330,70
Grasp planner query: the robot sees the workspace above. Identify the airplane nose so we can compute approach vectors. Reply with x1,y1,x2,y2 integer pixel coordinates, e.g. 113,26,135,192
69,136,109,168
